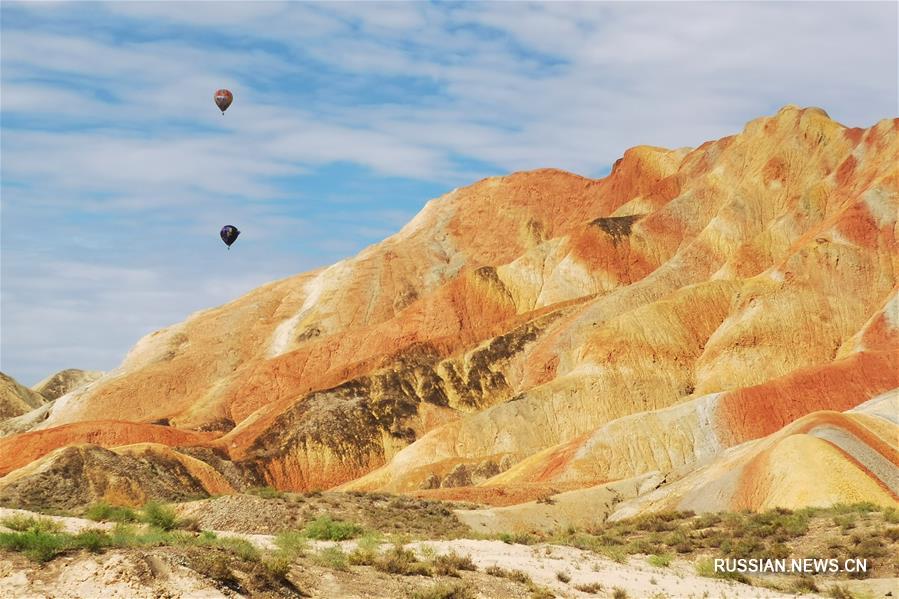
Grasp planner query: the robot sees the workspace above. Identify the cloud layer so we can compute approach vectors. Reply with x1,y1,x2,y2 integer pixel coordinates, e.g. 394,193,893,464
2,1,896,384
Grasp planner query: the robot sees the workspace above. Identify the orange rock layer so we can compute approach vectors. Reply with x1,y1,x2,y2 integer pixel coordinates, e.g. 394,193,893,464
1,106,896,514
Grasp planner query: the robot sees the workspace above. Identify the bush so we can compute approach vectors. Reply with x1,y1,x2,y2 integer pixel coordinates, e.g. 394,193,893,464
574,582,603,594
498,531,538,545
695,559,750,584
84,502,138,523
433,551,477,577
412,581,476,599
213,537,259,561
612,587,628,599
827,585,854,599
647,554,672,568
0,529,68,562
262,554,292,579
374,544,431,576
529,586,555,599
249,486,284,500
348,533,382,566
312,545,348,571
141,501,178,531
0,515,62,533
71,530,111,553
273,530,308,559
303,516,362,541
791,575,819,594
555,570,571,583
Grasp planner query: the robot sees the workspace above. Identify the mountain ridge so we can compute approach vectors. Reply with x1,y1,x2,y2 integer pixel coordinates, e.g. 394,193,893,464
1,105,896,518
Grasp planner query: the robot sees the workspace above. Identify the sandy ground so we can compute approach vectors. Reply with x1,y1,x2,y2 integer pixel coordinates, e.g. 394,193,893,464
0,551,229,599
413,539,796,599
2,507,892,598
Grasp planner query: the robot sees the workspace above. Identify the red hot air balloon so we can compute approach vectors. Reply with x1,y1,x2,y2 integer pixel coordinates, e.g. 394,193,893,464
214,89,233,114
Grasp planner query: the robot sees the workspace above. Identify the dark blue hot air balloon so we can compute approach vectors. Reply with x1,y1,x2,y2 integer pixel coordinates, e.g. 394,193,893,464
220,225,240,249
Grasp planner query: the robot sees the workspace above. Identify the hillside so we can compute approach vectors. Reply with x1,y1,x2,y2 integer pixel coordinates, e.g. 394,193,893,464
0,105,896,521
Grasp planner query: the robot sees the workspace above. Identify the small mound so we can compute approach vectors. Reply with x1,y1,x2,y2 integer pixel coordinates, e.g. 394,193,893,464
177,491,474,537
0,444,222,510
0,372,47,422
31,369,103,401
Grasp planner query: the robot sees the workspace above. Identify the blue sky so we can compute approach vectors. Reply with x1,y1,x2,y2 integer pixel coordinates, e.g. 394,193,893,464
1,1,896,385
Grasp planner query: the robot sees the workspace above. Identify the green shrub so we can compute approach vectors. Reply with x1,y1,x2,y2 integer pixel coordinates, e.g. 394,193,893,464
262,554,292,579
249,486,284,499
274,530,308,559
312,545,348,571
647,554,672,568
348,532,382,566
71,530,111,553
303,516,363,541
213,536,259,561
84,502,138,523
498,531,538,545
0,529,68,562
141,501,178,531
0,515,62,533
597,545,627,563
695,558,750,584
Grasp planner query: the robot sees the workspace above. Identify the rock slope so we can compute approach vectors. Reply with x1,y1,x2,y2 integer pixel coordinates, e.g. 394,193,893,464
1,106,896,516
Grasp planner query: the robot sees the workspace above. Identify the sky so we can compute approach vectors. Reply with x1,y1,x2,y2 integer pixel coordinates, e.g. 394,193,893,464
1,1,897,385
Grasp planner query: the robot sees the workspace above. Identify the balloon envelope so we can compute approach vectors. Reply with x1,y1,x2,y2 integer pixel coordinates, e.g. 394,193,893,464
214,89,233,113
220,225,240,247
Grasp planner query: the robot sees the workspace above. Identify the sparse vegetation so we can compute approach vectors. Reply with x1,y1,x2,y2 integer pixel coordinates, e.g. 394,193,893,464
827,585,854,599
412,581,476,599
612,587,629,599
83,502,139,523
348,531,383,565
1,514,62,533
791,575,819,594
574,582,603,594
311,544,348,570
555,570,570,583
374,544,432,576
432,550,477,576
695,558,750,584
498,531,537,545
248,486,284,499
303,516,363,541
648,553,672,567
141,501,179,531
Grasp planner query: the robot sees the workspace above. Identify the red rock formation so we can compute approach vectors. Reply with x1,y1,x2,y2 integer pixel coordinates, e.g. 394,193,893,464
1,106,896,513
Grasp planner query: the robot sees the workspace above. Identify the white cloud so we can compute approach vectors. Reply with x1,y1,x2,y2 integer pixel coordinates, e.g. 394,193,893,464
1,0,896,383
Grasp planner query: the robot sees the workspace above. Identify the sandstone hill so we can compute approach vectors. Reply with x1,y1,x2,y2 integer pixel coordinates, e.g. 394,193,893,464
31,369,103,401
1,106,896,521
0,373,46,422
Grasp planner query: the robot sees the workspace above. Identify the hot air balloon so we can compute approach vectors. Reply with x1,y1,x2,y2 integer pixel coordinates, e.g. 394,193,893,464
214,89,233,114
220,225,240,249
